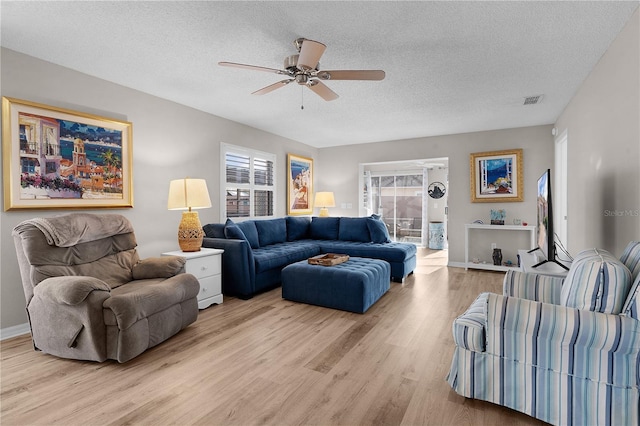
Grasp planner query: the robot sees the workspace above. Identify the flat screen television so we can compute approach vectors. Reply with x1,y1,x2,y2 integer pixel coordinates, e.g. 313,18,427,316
529,169,568,270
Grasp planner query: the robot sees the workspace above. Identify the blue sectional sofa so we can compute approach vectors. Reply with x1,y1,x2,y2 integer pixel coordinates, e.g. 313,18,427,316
202,216,417,299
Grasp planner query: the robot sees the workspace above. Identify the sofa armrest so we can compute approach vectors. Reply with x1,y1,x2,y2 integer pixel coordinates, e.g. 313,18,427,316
34,276,111,305
28,277,112,360
104,273,199,330
503,270,564,304
132,256,186,279
202,237,255,298
452,293,488,352
485,293,640,388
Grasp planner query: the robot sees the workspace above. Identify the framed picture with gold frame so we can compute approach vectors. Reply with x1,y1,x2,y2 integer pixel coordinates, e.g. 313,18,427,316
2,97,133,211
287,153,313,215
470,148,523,202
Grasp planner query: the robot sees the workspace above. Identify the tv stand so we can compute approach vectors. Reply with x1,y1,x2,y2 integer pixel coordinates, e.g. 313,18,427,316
532,257,570,271
518,249,570,277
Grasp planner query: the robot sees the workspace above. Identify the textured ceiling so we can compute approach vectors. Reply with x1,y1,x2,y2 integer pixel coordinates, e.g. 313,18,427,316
1,1,637,148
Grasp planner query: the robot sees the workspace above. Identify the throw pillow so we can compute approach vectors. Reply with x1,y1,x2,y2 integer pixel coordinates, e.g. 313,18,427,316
236,221,260,249
338,217,371,242
620,241,640,281
255,218,287,247
203,223,226,239
224,218,249,244
310,217,340,240
367,217,391,243
560,248,632,314
286,216,311,241
622,273,640,320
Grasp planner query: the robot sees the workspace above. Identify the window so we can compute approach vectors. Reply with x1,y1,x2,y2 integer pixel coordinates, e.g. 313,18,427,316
221,143,276,219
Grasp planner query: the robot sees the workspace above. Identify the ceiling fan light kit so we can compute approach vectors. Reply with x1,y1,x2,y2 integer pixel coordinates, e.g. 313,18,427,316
219,37,385,101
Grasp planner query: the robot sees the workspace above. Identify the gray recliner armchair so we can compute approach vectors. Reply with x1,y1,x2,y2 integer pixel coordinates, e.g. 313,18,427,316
12,213,200,363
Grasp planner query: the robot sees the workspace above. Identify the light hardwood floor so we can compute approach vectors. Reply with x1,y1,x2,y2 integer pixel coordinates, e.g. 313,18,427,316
1,249,544,425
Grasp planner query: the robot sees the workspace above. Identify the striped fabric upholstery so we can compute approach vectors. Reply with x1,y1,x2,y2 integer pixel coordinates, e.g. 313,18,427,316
620,241,640,281
560,249,632,314
623,273,640,320
447,293,640,425
452,293,487,352
502,269,563,304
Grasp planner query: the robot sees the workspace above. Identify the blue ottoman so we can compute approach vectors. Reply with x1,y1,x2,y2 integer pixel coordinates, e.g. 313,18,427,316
281,257,391,313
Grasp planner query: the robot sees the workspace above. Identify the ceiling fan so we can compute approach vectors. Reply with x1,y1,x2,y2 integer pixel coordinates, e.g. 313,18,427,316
219,38,385,101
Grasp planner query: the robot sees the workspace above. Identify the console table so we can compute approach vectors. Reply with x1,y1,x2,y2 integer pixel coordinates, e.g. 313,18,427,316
517,249,571,277
464,224,536,271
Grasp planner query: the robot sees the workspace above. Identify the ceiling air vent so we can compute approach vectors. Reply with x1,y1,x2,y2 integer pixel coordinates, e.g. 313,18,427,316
523,95,544,105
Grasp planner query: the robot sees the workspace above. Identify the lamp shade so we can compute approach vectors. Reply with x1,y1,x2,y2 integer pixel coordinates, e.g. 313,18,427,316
314,191,335,208
168,178,212,210
314,191,335,217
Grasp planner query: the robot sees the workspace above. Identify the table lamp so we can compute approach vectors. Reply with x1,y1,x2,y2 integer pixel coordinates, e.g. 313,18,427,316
168,178,212,252
314,191,335,217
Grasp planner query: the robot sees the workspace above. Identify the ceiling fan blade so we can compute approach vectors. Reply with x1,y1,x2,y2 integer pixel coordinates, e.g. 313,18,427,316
297,39,326,70
316,70,386,81
218,61,286,75
307,80,339,101
252,79,293,95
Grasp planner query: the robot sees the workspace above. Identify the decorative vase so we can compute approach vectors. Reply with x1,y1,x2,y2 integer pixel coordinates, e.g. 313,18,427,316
492,248,503,266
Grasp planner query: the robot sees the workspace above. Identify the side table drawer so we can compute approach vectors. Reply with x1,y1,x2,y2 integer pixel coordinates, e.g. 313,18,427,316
198,275,221,300
184,255,221,279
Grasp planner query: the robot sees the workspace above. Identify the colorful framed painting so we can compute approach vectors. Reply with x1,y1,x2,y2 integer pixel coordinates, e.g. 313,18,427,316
2,97,133,211
470,148,523,202
287,153,313,215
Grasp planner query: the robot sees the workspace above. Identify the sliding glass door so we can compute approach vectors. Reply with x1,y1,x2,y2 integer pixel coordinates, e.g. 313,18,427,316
365,172,424,244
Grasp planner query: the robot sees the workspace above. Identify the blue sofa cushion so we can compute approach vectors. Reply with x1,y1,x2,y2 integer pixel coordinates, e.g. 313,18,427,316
310,217,340,240
253,241,321,273
367,217,391,243
203,223,226,239
317,240,417,263
286,216,311,241
255,218,286,247
338,217,371,243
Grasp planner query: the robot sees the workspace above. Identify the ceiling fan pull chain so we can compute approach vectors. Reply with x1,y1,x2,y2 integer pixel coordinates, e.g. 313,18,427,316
301,87,304,110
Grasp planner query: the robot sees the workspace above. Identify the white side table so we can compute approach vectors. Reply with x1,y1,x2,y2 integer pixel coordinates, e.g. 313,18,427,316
162,248,224,309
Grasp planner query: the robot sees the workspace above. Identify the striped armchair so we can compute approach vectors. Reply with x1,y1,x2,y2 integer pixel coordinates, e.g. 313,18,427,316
447,242,640,425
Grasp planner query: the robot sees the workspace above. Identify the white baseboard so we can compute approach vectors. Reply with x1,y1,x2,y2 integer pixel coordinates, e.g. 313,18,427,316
1,323,30,341
447,261,467,269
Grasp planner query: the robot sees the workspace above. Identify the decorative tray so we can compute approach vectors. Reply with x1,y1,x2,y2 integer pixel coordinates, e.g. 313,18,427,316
308,253,349,266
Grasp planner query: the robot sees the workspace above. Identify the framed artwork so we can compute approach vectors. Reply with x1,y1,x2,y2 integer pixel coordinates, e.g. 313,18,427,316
470,148,523,202
287,153,313,215
2,97,133,211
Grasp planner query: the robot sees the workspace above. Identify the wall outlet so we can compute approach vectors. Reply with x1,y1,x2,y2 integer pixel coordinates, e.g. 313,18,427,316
491,243,497,250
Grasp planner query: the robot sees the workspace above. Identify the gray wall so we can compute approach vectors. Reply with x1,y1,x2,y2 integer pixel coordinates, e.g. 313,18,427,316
555,9,639,255
316,125,555,265
0,48,317,330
